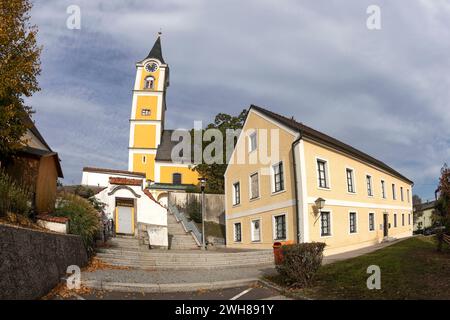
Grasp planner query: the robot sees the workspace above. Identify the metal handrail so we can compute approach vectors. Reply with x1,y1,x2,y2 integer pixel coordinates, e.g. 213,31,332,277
168,204,202,246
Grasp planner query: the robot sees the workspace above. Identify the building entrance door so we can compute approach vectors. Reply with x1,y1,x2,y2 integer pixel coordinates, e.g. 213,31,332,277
383,214,389,237
115,198,134,235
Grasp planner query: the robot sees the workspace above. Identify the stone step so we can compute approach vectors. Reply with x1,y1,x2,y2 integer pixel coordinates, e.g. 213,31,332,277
97,257,274,269
96,252,273,262
96,247,272,257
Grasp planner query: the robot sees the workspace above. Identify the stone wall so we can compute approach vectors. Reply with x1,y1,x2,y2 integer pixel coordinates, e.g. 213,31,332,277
168,192,225,225
0,224,88,299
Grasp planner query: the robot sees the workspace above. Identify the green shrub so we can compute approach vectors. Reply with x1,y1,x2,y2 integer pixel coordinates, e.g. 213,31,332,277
55,192,100,255
0,169,31,217
185,196,202,223
276,242,326,288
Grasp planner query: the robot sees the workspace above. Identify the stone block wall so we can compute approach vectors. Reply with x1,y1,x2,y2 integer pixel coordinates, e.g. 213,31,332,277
0,224,88,299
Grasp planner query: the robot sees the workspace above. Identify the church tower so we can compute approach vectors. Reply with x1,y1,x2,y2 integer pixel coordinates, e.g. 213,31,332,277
128,34,169,181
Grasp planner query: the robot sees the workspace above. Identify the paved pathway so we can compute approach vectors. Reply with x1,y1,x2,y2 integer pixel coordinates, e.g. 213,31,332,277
53,285,287,300
83,265,276,285
82,238,408,294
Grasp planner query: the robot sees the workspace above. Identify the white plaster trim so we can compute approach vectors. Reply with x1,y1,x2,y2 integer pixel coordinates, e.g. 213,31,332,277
155,161,194,168
224,108,300,177
227,199,296,219
348,210,358,235
319,209,333,238
250,218,262,242
365,173,374,197
128,148,157,154
315,156,331,190
232,220,242,243
272,213,288,241
306,197,413,211
249,170,260,201
134,66,142,91
299,140,309,243
345,166,357,194
251,109,298,137
368,212,376,232
303,136,413,186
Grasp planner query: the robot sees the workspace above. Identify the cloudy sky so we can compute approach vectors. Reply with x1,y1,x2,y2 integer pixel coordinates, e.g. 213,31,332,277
27,0,450,200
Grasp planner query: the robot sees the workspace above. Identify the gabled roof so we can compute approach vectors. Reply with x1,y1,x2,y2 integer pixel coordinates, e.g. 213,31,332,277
18,146,64,178
249,104,413,185
20,114,64,178
414,200,436,211
83,167,146,177
109,177,142,186
22,114,52,151
155,130,194,163
143,35,165,64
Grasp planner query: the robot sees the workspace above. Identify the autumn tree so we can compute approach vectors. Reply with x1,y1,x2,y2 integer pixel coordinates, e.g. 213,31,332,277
0,0,41,163
192,110,247,193
434,164,450,252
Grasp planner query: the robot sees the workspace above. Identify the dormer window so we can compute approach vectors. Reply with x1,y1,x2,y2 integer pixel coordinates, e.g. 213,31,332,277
144,76,154,89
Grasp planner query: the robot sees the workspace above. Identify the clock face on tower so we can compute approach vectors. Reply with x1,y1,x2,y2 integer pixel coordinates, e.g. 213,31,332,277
145,62,158,73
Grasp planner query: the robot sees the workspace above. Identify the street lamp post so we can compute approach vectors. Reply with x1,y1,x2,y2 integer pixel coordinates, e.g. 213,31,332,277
198,177,207,250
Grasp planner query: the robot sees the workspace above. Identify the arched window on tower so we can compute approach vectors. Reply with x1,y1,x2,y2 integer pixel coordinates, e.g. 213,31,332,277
172,173,182,185
144,76,154,89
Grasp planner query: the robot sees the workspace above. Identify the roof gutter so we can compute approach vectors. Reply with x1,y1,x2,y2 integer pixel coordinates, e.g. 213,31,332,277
291,133,302,244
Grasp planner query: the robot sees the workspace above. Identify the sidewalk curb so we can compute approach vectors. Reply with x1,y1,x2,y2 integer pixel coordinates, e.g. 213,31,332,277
83,278,260,293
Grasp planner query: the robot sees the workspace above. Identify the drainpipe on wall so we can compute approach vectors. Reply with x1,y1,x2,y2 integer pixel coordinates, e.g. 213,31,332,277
291,134,302,244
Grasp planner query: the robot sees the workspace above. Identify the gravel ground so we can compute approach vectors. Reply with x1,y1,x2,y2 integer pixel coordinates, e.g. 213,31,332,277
82,265,276,284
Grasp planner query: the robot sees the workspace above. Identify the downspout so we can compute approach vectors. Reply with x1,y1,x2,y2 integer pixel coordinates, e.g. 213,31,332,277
291,133,302,243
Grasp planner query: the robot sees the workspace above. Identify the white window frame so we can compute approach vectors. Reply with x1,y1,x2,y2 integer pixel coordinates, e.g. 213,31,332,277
249,171,260,200
248,131,257,153
393,213,397,227
233,222,242,242
345,167,356,194
232,181,240,206
144,76,155,89
402,213,405,226
319,209,333,238
407,189,410,203
349,211,358,235
366,174,373,197
392,183,397,200
271,161,285,194
250,218,262,242
272,213,287,241
381,180,386,199
368,212,376,232
316,157,331,190
400,186,404,202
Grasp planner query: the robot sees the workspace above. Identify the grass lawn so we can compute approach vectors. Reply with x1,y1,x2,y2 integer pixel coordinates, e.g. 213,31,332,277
268,236,450,300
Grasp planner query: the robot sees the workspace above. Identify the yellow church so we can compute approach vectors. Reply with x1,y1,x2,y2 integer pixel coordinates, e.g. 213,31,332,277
127,34,199,205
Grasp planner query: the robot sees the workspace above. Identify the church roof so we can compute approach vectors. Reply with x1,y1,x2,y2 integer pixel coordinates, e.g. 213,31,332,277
144,35,165,64
156,130,193,162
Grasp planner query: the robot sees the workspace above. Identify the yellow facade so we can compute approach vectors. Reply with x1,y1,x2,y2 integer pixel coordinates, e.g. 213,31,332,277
133,153,156,181
128,36,199,187
159,165,199,185
225,107,413,255
133,125,157,149
139,68,161,91
135,96,159,120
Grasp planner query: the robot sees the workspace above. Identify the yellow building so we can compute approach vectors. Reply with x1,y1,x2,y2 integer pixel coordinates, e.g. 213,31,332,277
225,105,413,255
128,34,199,204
